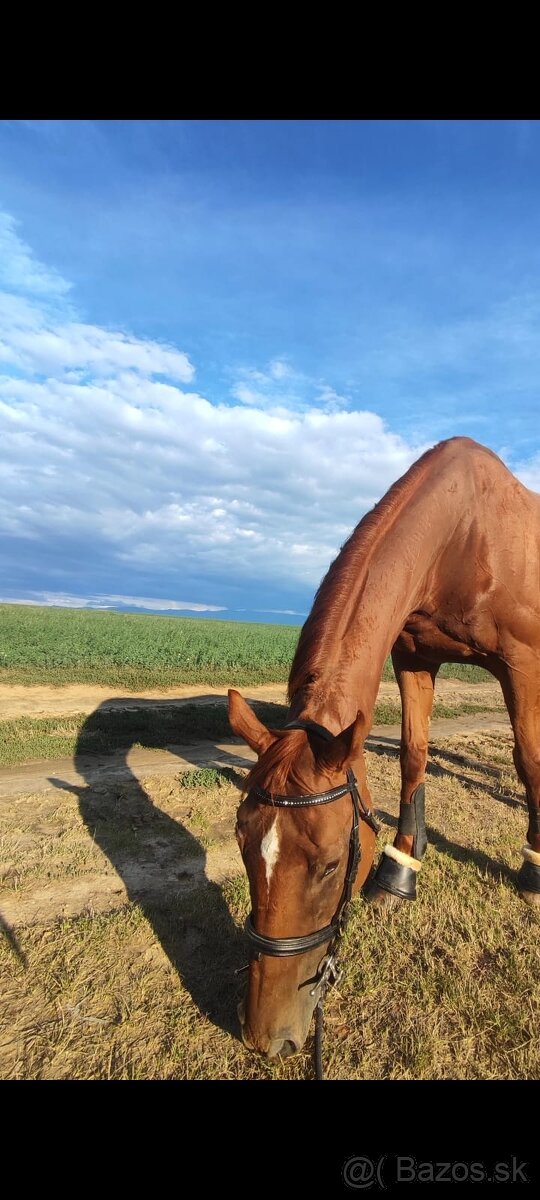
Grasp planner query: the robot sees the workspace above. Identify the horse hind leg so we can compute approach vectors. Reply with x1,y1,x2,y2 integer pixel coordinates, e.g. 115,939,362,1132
502,673,540,910
367,651,437,909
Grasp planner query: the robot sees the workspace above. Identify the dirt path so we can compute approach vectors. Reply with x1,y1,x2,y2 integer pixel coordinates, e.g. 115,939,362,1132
0,676,503,719
0,740,254,801
0,711,511,802
0,682,289,718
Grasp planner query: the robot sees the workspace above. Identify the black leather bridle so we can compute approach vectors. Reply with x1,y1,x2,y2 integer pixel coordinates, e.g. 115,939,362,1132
240,717,381,1078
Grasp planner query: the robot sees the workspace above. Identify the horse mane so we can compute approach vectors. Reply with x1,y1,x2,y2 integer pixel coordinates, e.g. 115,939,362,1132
242,729,308,796
287,437,483,702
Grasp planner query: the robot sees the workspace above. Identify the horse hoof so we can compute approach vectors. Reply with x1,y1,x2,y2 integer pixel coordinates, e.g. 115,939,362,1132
518,889,540,912
365,884,404,910
517,858,540,912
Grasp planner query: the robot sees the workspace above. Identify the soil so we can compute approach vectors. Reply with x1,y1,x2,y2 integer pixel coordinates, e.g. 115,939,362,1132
0,676,502,719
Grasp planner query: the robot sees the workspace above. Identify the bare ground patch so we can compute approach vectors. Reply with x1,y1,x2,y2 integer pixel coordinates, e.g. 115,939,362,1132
0,682,289,720
0,675,502,720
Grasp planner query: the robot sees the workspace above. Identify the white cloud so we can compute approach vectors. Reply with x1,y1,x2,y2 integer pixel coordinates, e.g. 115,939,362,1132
0,365,425,588
0,221,194,384
268,359,292,380
231,383,268,407
253,608,308,616
230,359,352,416
317,385,352,412
100,594,226,612
0,592,226,612
0,209,429,600
0,213,71,298
0,292,194,382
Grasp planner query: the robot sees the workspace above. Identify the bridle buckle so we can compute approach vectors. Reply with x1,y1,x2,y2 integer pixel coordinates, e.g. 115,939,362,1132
309,951,342,998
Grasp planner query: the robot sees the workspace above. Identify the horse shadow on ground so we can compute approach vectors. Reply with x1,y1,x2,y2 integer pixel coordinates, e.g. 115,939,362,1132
0,912,27,966
48,697,286,1040
366,735,525,810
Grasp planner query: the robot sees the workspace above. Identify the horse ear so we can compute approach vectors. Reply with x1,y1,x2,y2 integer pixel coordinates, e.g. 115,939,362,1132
228,689,276,756
318,711,366,772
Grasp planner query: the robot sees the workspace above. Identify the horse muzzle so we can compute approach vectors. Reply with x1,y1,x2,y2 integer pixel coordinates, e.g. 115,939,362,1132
241,1026,301,1059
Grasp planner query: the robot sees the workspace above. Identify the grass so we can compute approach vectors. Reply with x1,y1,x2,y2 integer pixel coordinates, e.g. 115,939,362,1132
0,602,492,689
0,695,506,768
179,767,231,789
1,729,539,1079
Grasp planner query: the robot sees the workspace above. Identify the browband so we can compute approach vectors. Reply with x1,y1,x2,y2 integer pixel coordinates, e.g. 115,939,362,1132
253,781,352,808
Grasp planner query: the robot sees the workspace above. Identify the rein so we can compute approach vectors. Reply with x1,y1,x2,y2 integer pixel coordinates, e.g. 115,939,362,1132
241,717,381,1079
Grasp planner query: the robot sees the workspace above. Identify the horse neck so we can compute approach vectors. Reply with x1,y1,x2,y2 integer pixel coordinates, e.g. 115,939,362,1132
289,548,420,734
288,443,476,735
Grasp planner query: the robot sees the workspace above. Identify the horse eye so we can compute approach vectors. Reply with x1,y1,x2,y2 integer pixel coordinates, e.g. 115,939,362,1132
322,860,339,878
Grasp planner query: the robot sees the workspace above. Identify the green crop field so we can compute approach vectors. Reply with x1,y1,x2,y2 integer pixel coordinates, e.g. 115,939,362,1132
0,603,491,689
0,604,299,688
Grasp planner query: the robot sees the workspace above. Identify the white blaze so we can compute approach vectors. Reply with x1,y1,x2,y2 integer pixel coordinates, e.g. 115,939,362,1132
261,815,280,887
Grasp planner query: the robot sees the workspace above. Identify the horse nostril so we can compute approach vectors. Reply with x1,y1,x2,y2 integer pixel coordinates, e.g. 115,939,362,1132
267,1037,298,1059
241,1027,255,1051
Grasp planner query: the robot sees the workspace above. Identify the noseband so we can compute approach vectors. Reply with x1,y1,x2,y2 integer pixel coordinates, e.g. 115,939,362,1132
241,718,381,1075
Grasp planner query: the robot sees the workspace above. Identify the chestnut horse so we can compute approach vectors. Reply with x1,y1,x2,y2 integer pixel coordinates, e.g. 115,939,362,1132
228,436,540,1060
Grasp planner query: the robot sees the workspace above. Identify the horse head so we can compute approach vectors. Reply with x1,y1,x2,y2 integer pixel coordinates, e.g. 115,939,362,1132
228,688,378,1059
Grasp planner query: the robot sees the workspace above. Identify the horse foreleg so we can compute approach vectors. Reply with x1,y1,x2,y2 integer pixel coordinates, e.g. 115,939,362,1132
367,651,438,908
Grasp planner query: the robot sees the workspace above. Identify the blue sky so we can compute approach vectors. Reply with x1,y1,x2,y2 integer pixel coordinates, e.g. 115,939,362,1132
2,119,540,623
